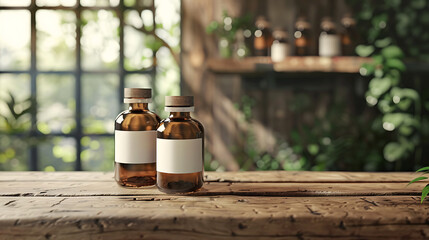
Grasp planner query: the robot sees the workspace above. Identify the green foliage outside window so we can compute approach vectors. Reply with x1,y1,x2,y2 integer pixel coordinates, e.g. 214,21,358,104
0,0,180,171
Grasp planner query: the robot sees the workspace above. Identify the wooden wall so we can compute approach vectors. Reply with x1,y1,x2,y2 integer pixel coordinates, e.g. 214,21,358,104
180,0,361,171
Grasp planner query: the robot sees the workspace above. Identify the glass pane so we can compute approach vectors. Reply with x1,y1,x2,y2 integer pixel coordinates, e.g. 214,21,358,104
0,10,30,70
125,74,152,88
37,74,75,134
36,10,76,71
0,74,31,132
0,135,29,171
38,137,76,171
154,0,180,45
0,0,30,6
81,136,114,171
36,0,76,7
81,0,119,7
81,10,119,70
82,74,119,134
124,26,154,71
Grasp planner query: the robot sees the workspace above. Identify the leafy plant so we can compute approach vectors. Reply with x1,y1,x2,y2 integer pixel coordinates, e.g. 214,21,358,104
349,0,429,202
0,92,39,170
288,92,386,171
233,95,303,171
408,166,429,203
349,0,429,167
206,10,253,58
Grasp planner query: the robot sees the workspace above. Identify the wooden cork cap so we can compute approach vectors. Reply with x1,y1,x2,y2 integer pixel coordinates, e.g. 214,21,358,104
124,88,151,98
165,96,194,107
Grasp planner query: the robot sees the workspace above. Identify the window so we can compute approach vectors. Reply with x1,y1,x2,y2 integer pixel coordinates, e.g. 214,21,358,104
0,0,180,171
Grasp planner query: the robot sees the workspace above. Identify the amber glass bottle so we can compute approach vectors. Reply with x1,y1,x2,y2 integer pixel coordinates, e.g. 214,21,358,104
253,16,273,56
341,14,359,56
114,88,160,188
156,96,204,193
294,17,311,56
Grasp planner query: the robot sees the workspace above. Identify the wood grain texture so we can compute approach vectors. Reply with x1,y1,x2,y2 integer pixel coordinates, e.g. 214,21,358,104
0,196,428,239
0,171,419,182
0,171,428,239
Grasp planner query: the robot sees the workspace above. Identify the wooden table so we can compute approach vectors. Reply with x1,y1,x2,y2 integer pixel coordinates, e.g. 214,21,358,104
0,171,428,239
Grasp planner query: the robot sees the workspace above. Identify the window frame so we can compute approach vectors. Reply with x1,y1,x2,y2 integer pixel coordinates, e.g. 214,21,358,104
0,0,157,170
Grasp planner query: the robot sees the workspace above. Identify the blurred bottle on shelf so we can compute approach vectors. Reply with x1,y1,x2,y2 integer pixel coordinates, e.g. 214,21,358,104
318,17,341,57
294,17,311,56
218,37,232,58
271,29,290,62
254,16,273,56
341,14,359,56
234,29,250,58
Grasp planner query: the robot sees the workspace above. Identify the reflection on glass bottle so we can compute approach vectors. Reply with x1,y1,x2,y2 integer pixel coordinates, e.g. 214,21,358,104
341,14,359,56
271,28,290,62
319,17,341,57
114,88,160,188
254,16,273,56
156,96,204,194
294,17,311,56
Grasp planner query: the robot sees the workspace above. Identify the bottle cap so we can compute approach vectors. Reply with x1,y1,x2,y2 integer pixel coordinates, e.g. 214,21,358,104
272,29,288,40
295,17,311,30
320,17,336,30
341,14,356,27
124,88,151,98
165,96,194,107
255,16,270,29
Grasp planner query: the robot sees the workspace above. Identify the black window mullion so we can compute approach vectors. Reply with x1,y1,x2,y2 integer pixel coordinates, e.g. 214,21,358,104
29,0,38,171
75,1,82,171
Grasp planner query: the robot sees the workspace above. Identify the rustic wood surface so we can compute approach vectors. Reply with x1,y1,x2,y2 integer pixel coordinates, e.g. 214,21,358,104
0,171,428,240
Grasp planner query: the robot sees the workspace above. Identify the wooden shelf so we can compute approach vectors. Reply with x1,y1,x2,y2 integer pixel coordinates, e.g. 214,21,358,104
207,56,372,74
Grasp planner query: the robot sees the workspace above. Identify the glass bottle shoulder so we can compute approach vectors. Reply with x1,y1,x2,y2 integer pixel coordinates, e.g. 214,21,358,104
157,117,204,139
115,109,160,131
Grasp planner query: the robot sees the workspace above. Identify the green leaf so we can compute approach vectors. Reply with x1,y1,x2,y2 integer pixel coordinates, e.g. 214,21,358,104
360,63,375,76
417,166,429,172
381,45,404,59
375,38,392,48
397,98,412,111
421,184,429,203
307,144,319,156
383,113,419,129
385,58,406,71
408,176,428,185
391,87,419,101
399,125,413,136
206,21,219,34
356,45,375,57
369,78,391,97
378,99,394,113
383,142,407,162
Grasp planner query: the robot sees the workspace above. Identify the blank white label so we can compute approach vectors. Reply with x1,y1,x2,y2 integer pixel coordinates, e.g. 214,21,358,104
319,34,341,57
271,43,290,62
115,130,156,164
156,138,203,174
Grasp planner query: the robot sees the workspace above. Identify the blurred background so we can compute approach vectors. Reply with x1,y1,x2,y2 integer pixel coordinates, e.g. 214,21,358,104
1,0,428,172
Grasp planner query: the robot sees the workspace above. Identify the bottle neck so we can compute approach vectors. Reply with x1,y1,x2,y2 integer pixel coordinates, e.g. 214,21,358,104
169,112,191,119
128,103,149,111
